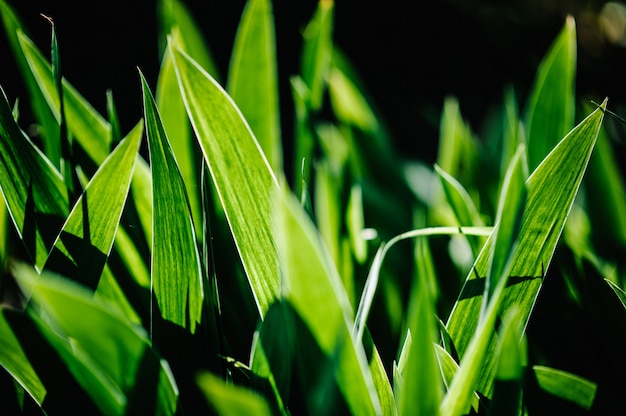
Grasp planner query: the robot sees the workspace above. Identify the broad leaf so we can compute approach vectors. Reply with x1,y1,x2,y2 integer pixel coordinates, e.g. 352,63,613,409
141,72,203,333
533,365,597,410
170,43,279,317
13,264,179,415
273,185,382,415
227,0,282,173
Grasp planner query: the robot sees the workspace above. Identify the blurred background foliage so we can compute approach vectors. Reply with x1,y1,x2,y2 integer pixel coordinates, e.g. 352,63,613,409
1,0,625,168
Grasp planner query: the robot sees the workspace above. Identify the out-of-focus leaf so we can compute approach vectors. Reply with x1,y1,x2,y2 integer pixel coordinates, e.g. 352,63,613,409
0,86,67,270
273,185,382,415
445,99,606,399
524,16,576,171
157,0,220,79
489,308,526,416
227,0,282,173
170,44,279,317
300,0,333,111
314,160,341,268
435,164,485,257
141,72,203,333
0,310,45,406
197,372,272,416
533,365,597,410
13,264,179,415
43,123,142,289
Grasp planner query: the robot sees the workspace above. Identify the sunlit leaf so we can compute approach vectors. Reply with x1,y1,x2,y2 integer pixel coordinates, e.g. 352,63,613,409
43,123,142,289
0,86,67,269
524,16,576,171
141,71,203,333
197,372,272,416
170,44,279,317
227,0,282,173
445,99,606,400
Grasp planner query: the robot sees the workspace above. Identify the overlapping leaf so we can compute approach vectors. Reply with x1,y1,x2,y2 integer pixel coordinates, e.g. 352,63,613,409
141,71,203,333
170,43,279,317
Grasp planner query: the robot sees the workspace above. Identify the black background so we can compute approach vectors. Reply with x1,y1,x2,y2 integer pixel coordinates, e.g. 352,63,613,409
1,0,625,164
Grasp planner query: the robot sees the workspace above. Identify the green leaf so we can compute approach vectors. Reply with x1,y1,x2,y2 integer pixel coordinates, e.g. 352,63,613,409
12,264,179,415
396,259,442,416
0,0,60,165
170,44,279,318
17,29,154,287
157,0,220,80
0,86,67,269
273,185,381,415
445,99,606,399
489,308,525,416
0,310,46,406
227,0,282,173
43,123,142,289
434,164,485,257
141,71,203,333
532,365,597,410
433,344,480,412
300,0,334,110
197,372,272,416
524,16,576,171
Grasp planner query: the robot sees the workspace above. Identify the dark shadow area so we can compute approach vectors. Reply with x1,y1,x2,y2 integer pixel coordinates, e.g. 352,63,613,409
43,193,107,290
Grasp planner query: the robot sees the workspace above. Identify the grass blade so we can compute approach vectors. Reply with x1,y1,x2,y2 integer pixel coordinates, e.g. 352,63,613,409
524,16,576,171
170,43,279,318
273,185,381,415
197,372,272,416
43,123,142,289
0,310,46,406
13,263,179,415
445,99,606,399
0,86,67,269
532,365,597,410
227,0,282,173
141,71,203,333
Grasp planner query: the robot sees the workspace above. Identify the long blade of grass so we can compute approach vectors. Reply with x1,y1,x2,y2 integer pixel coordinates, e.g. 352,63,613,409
524,16,576,171
396,260,442,416
273,185,381,415
13,263,179,415
43,123,142,289
0,310,46,406
300,0,334,111
0,86,67,269
227,0,282,174
170,43,279,317
440,146,527,415
0,0,60,166
16,29,153,286
155,29,201,238
445,99,606,399
141,71,203,333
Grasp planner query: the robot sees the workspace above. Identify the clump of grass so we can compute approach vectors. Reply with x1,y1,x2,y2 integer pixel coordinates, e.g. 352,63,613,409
0,1,624,414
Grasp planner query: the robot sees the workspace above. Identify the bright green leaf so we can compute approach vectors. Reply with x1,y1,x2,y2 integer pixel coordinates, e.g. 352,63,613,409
445,99,606,400
170,44,279,317
524,16,576,171
141,71,204,333
227,0,282,173
43,123,142,289
197,372,272,416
